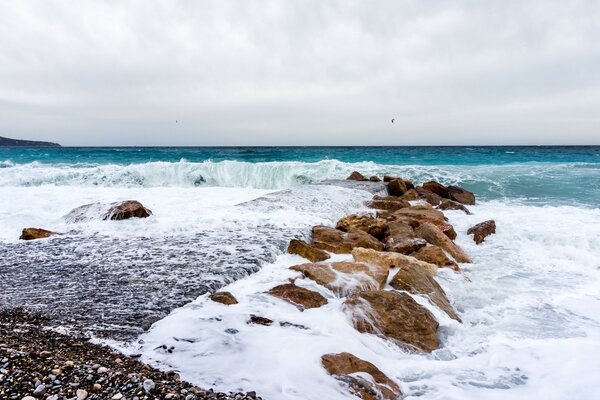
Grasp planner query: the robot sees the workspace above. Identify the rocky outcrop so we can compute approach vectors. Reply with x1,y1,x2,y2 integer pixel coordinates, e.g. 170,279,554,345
411,245,459,270
19,228,60,241
321,353,401,400
387,179,407,196
438,199,471,215
352,247,438,277
336,215,388,240
422,181,449,198
64,201,152,222
344,290,439,352
287,239,330,262
447,185,476,205
312,226,384,254
415,223,471,263
366,199,410,212
392,204,446,224
434,221,458,240
347,171,367,181
390,265,461,321
384,221,427,254
416,187,442,206
467,220,496,244
401,189,420,201
268,283,327,310
290,261,388,296
209,291,238,305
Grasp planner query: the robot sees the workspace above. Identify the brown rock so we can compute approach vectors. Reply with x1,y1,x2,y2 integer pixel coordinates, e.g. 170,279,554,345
312,226,384,254
438,199,471,215
268,283,327,310
369,176,381,182
64,200,152,222
392,204,446,223
434,221,458,240
248,315,273,326
336,215,388,240
387,179,407,196
287,239,330,262
411,245,459,270
366,199,410,212
415,222,471,263
290,261,388,296
209,291,238,305
390,265,461,321
321,352,401,400
401,189,420,201
352,247,438,277
19,228,60,241
447,185,476,205
416,187,443,206
383,175,398,182
422,181,449,198
347,171,367,181
467,220,496,244
384,221,427,254
344,290,439,352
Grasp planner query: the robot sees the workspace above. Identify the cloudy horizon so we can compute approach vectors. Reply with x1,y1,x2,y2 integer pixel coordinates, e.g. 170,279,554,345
1,1,599,146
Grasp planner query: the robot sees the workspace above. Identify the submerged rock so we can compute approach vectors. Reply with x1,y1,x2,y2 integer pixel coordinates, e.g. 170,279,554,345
19,228,60,241
64,200,152,222
347,171,367,181
311,226,384,254
321,352,402,400
209,291,238,305
447,185,476,205
415,222,472,263
352,247,438,277
287,239,330,262
467,220,496,244
248,315,273,326
268,283,328,310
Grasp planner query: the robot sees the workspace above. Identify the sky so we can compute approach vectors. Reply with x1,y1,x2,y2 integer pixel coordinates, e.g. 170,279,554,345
0,0,599,146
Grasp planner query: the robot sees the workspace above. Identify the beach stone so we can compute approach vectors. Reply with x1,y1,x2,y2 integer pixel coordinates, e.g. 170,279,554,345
344,290,439,352
335,214,388,240
287,239,330,262
366,199,410,212
76,389,89,400
467,220,496,244
111,394,123,400
22,397,36,400
33,384,46,397
438,199,472,214
97,366,108,373
290,261,388,296
401,188,420,201
369,176,381,182
422,181,450,198
19,228,59,241
321,352,402,400
311,226,384,254
352,247,438,277
209,291,238,305
248,314,273,326
390,264,461,321
411,245,459,270
384,221,427,254
143,379,155,393
416,186,443,206
387,179,408,196
93,383,102,391
447,185,476,205
415,222,471,263
268,283,327,310
347,171,367,181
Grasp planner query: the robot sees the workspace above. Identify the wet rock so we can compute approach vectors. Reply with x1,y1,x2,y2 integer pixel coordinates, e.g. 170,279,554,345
344,290,439,352
387,179,407,196
321,352,401,400
368,176,381,182
267,283,327,310
422,181,450,198
352,247,438,277
287,239,330,262
311,226,384,254
143,379,155,393
415,222,472,263
335,214,388,240
347,171,367,181
19,228,60,241
435,221,458,240
209,291,238,305
411,245,459,270
33,384,46,397
392,204,446,224
438,199,472,215
64,200,152,222
467,220,496,244
248,314,273,326
447,185,476,205
366,199,411,212
76,389,88,400
401,188,420,201
390,264,461,321
384,221,427,254
416,187,443,206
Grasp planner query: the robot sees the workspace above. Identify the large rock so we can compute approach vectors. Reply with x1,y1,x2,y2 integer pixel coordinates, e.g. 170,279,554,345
422,181,449,198
321,352,401,400
336,215,388,240
390,264,461,321
438,199,471,215
64,200,152,222
434,221,458,240
209,291,238,305
447,185,476,205
290,261,388,296
467,220,496,244
312,226,384,254
384,221,427,254
387,179,407,196
366,199,410,212
416,187,443,206
392,204,446,223
268,283,327,310
347,171,367,181
401,189,420,201
369,176,381,182
352,247,438,277
287,239,330,262
411,245,459,270
19,228,60,241
415,223,471,263
344,290,439,352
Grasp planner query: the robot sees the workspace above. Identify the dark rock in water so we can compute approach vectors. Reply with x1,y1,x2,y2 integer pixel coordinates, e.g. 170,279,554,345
387,179,407,196
248,314,273,326
416,186,443,206
467,220,496,244
287,239,330,262
384,221,427,254
64,200,152,222
19,228,60,241
415,222,471,263
0,135,61,147
447,185,476,205
368,176,381,182
422,181,450,198
321,352,401,400
438,199,472,215
346,171,367,181
209,291,238,305
267,283,327,310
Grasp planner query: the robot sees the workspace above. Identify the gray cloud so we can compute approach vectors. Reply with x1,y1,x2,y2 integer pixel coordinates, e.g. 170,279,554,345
1,0,599,145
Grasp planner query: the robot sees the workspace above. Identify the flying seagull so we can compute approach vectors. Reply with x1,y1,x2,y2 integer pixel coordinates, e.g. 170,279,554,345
391,118,395,123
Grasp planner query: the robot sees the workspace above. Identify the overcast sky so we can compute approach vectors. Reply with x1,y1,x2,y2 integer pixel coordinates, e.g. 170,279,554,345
1,1,599,146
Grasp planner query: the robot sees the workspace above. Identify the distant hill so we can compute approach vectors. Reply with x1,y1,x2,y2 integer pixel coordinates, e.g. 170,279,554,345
0,136,61,147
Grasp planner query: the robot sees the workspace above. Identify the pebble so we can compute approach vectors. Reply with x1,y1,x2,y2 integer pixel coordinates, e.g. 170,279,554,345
64,360,74,367
143,378,155,393
51,368,61,375
111,393,123,400
32,384,46,396
22,397,36,400
97,366,108,373
76,389,89,400
93,383,102,391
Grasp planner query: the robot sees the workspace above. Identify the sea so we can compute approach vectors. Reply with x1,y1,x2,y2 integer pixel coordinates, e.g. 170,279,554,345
1,146,599,400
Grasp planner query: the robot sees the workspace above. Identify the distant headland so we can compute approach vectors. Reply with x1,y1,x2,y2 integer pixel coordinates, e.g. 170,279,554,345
0,136,61,147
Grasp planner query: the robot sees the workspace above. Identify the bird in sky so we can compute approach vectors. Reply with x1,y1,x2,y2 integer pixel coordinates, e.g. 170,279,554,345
391,118,395,123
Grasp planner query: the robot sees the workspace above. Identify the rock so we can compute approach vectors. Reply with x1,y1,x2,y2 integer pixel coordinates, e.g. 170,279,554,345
33,384,46,397
209,291,238,305
344,290,439,352
93,383,102,391
64,200,152,222
411,245,459,270
401,188,420,201
384,221,427,254
22,397,36,400
347,171,367,181
19,228,59,241
321,352,401,400
467,220,496,244
366,199,410,212
447,185,476,205
383,175,398,182
111,394,123,400
143,379,156,393
287,239,330,262
387,179,407,196
392,204,446,223
97,366,108,373
390,264,461,321
422,181,450,198
438,199,471,214
268,283,328,310
312,226,384,254
290,261,388,296
335,214,388,240
368,176,381,182
352,247,438,277
415,223,471,263
435,221,458,240
248,314,273,326
416,186,443,206
76,389,89,400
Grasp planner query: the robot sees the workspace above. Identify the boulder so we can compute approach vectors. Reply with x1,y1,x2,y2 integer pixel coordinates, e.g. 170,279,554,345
268,283,327,310
415,223,471,263
422,181,449,198
336,215,388,240
368,176,381,182
390,264,461,321
19,228,60,241
321,352,401,400
352,247,438,277
392,205,446,223
467,220,496,244
447,185,476,205
401,189,420,201
312,226,384,254
290,261,388,296
347,171,367,181
64,200,152,222
411,245,459,270
434,221,458,240
366,199,410,212
416,187,443,206
383,175,398,182
344,290,439,352
209,291,238,305
248,315,273,326
438,199,471,215
384,221,427,254
387,179,407,196
287,239,330,262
